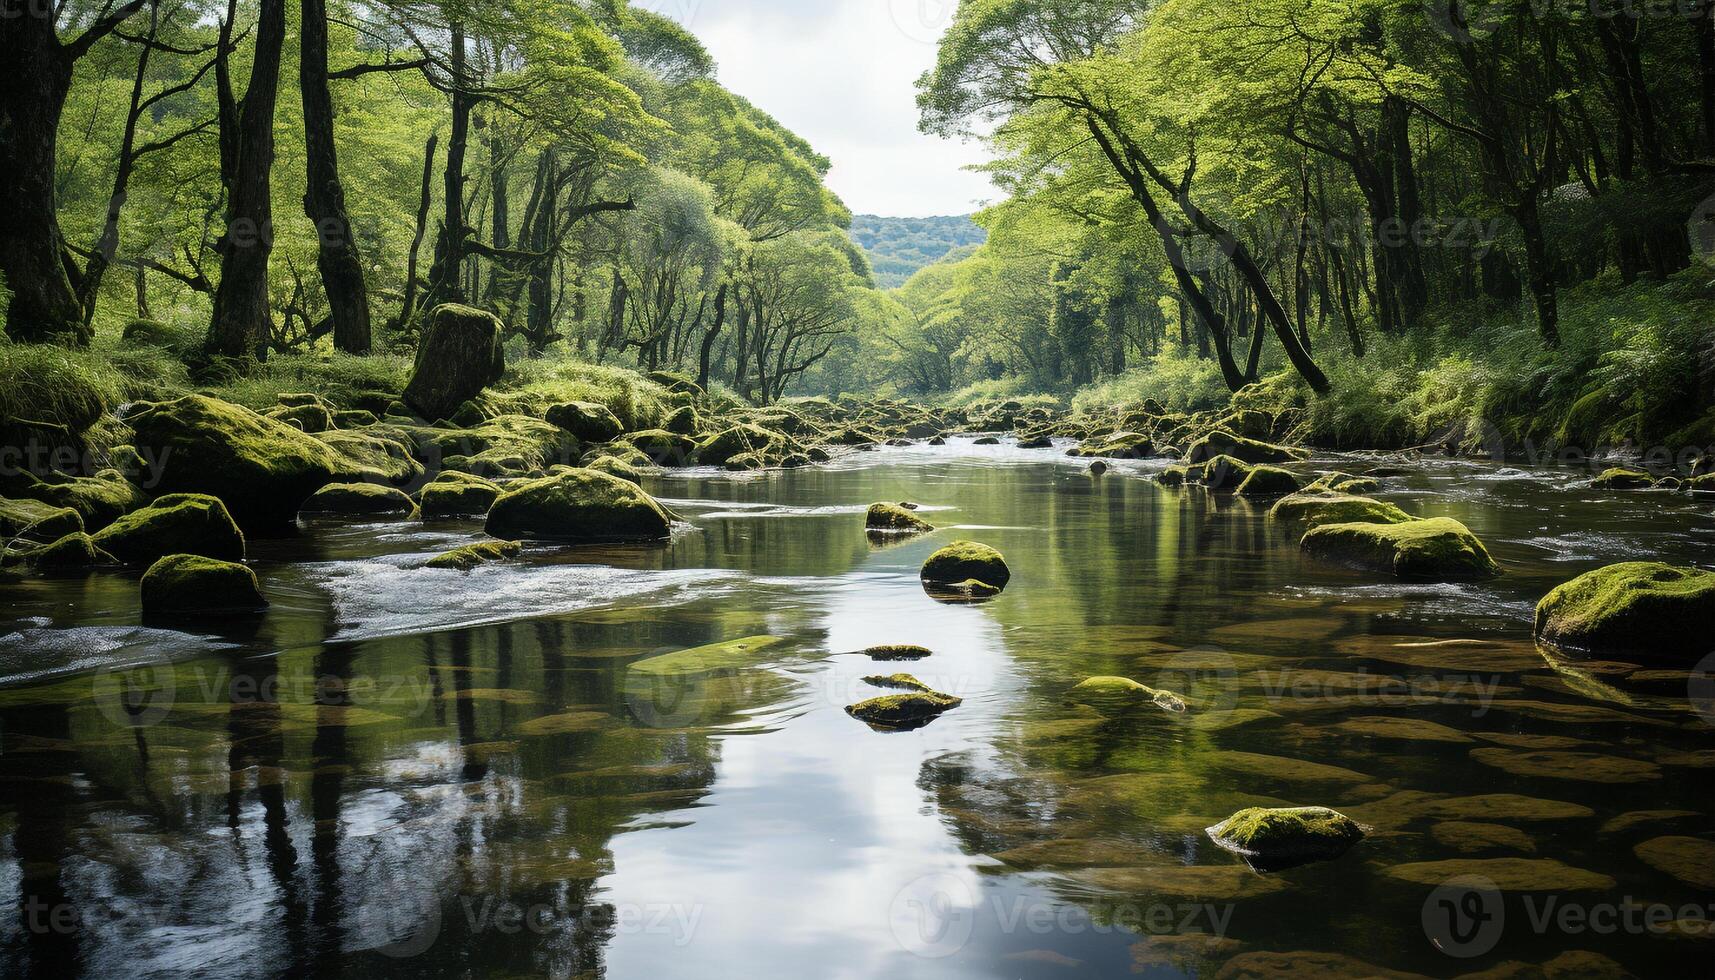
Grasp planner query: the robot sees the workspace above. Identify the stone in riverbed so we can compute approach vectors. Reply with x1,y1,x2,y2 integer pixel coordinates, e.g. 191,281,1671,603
865,644,932,661
1590,467,1656,490
141,554,267,615
866,502,933,534
91,493,245,564
426,540,522,571
418,471,503,518
1633,836,1715,889
1235,465,1302,499
1270,492,1411,528
1068,676,1187,715
545,401,625,444
402,304,505,422
862,673,933,692
1381,857,1615,892
845,690,963,731
0,496,84,543
1184,430,1306,466
1071,431,1154,459
5,469,144,531
584,455,643,485
1198,455,1254,492
1206,806,1366,871
1534,562,1715,660
22,532,112,570
920,541,1010,591
485,469,671,542
301,482,416,517
1301,517,1500,582
625,429,697,465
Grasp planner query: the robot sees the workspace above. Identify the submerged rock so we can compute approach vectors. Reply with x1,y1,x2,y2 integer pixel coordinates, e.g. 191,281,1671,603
1301,517,1500,581
426,539,522,571
1270,492,1411,527
1381,857,1614,891
1206,806,1366,871
418,471,503,518
402,304,505,421
91,493,245,564
301,482,416,517
141,554,267,615
485,469,671,542
845,690,963,731
921,541,1011,591
125,394,347,530
1067,676,1187,715
1534,562,1715,659
866,502,933,534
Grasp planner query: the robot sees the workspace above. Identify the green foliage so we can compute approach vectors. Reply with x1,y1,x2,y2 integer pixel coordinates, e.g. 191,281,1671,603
850,215,986,288
204,354,414,411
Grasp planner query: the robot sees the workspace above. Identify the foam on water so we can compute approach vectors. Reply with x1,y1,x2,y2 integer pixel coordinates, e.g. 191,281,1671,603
0,624,236,687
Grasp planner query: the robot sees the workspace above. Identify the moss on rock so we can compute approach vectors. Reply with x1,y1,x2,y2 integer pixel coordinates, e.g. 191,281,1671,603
695,423,795,467
485,469,671,542
1185,430,1307,466
426,539,522,570
1534,562,1715,659
546,401,625,443
140,554,267,614
302,482,416,517
584,455,643,485
91,493,244,564
845,690,963,730
24,532,112,570
0,497,84,543
1206,806,1366,870
1302,517,1500,581
9,470,144,531
921,541,1010,590
1199,455,1255,492
866,502,933,534
402,304,505,421
1590,467,1656,490
1070,431,1155,460
862,673,933,692
1236,465,1302,498
865,644,932,661
624,429,697,465
1068,676,1187,715
1270,492,1413,527
418,471,502,518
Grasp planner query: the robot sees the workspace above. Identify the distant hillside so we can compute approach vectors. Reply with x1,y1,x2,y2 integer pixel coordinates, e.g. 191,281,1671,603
850,215,986,289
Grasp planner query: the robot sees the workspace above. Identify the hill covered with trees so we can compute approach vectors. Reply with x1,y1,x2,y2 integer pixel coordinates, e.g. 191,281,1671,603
849,215,987,288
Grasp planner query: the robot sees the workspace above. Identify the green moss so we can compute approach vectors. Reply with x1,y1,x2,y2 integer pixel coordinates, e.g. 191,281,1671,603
23,532,111,570
663,405,702,436
695,424,796,467
1070,431,1155,459
313,429,424,485
862,673,932,692
0,497,84,543
1068,676,1187,715
845,690,963,730
125,394,347,530
1590,467,1656,490
1185,430,1306,465
545,401,625,443
1270,492,1413,527
302,482,416,517
91,493,245,564
485,469,671,542
585,455,643,485
1236,465,1302,498
1301,517,1500,581
629,636,786,677
418,471,502,518
426,539,522,570
402,304,505,421
1157,465,1189,487
625,428,697,464
140,554,267,614
1534,562,1715,659
8,470,143,532
866,502,933,533
1198,455,1254,492
864,644,932,661
1207,806,1365,870
921,541,1010,590
264,401,333,434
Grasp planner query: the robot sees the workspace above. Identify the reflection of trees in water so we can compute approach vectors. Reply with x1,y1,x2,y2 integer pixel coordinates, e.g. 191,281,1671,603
0,605,798,979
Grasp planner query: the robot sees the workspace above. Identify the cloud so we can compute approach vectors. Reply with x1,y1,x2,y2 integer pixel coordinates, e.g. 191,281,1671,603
654,0,995,216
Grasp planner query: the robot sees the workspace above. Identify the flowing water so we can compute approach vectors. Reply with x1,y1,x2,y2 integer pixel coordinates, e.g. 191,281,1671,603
2,439,1712,978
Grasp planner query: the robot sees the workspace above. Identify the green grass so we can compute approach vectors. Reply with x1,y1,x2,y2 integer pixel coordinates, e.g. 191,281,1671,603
203,352,415,410
492,356,677,431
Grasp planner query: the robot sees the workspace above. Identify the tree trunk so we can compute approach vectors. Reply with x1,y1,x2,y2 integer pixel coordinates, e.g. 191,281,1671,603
1696,0,1715,158
300,0,371,354
1515,197,1560,346
206,0,286,359
399,132,438,329
699,282,728,391
423,23,471,311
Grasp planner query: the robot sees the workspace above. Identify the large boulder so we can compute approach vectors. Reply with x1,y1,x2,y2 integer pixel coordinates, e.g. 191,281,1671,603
1235,465,1302,498
402,304,505,422
485,469,672,542
1535,563,1715,659
418,471,502,518
140,554,267,615
1301,517,1500,582
1070,431,1154,460
301,483,417,517
866,502,933,534
1270,492,1412,528
921,541,1011,591
91,493,245,564
1207,806,1366,872
23,532,112,571
124,394,346,530
314,429,424,485
1185,430,1306,466
545,401,624,444
624,429,697,465
1590,467,1656,490
0,496,84,543
6,469,143,531
694,424,795,467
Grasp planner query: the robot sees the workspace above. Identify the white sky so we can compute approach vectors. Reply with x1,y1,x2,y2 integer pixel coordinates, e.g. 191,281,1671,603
651,0,996,217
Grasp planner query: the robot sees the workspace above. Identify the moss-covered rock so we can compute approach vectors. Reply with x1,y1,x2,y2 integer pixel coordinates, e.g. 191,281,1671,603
645,370,704,398
91,493,244,564
1534,563,1715,659
314,428,424,485
140,554,267,615
694,424,795,467
9,469,144,531
1185,430,1307,466
663,405,701,436
302,482,417,517
866,502,933,534
921,541,1010,590
1067,676,1187,715
402,304,505,421
624,429,697,465
485,469,671,542
584,455,643,485
426,539,522,570
418,471,502,518
0,497,84,543
1270,492,1413,527
1590,467,1656,490
1301,517,1500,581
1236,465,1302,498
845,690,963,731
545,401,625,444
24,532,112,570
120,317,190,348
1070,431,1154,460
125,394,346,530
862,673,933,692
264,401,333,434
1157,466,1189,487
865,644,932,661
1206,806,1366,871
1199,455,1255,492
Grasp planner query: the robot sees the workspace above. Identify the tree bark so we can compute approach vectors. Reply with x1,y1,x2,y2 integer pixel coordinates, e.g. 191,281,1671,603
423,22,472,311
301,0,371,353
206,0,287,359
